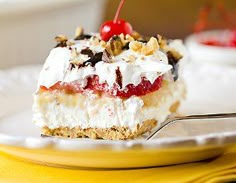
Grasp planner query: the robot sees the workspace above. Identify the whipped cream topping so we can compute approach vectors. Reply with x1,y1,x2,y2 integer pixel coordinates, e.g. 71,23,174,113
37,37,183,91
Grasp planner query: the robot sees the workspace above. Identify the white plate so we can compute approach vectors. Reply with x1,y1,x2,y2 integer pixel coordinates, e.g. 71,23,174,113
0,63,236,168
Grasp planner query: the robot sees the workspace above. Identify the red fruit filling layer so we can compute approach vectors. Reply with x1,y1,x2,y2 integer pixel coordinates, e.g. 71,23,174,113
40,75,163,98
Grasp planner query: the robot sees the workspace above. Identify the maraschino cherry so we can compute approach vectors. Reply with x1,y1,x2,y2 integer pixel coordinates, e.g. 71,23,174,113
100,0,133,41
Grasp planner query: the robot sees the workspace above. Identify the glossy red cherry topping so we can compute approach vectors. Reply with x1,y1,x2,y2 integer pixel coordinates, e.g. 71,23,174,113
86,75,163,98
100,19,133,41
100,0,133,41
40,75,163,98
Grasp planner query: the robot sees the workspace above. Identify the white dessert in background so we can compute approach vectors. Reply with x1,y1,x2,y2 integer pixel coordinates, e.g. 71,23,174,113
33,28,186,140
186,30,236,65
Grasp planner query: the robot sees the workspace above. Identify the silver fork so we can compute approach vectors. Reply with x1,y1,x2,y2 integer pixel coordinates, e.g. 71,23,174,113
146,113,236,140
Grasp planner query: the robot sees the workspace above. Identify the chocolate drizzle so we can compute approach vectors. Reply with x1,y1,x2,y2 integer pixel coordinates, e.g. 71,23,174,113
55,41,67,48
68,63,76,71
167,51,181,81
102,49,112,63
69,47,113,70
82,52,103,67
74,34,92,40
122,42,130,50
81,49,112,67
81,48,94,58
138,40,148,43
115,67,122,88
41,134,50,137
54,35,68,48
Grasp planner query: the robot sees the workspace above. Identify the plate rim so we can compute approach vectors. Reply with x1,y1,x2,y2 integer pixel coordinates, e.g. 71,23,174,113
0,130,236,151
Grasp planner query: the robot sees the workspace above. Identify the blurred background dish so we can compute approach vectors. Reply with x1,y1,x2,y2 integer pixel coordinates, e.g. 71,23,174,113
185,0,236,65
185,30,236,65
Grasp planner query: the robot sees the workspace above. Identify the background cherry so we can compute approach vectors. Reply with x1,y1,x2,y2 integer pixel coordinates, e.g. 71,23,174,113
100,0,133,41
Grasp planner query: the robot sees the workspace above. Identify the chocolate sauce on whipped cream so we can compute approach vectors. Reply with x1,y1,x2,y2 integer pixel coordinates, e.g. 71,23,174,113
81,49,112,67
167,51,181,81
82,52,103,67
74,34,92,40
115,67,123,88
81,48,94,58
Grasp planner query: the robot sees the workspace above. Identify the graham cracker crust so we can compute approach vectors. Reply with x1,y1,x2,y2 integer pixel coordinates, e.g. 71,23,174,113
41,119,157,140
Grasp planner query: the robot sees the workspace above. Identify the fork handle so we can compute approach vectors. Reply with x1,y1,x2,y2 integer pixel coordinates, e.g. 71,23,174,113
175,112,236,120
146,112,236,140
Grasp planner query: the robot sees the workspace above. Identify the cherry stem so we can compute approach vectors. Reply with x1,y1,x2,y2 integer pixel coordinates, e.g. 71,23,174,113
113,0,126,23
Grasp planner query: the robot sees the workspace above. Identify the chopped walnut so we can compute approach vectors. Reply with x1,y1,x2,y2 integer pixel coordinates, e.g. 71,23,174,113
67,41,75,46
147,37,159,51
90,36,100,46
141,46,152,56
99,40,106,47
70,48,86,65
125,34,135,42
71,48,78,58
107,36,123,56
118,33,130,47
55,35,68,47
129,37,159,56
70,59,84,65
119,33,125,43
141,37,159,56
75,27,84,38
157,34,167,49
131,31,142,40
128,55,136,62
129,41,142,52
55,35,68,43
74,27,91,40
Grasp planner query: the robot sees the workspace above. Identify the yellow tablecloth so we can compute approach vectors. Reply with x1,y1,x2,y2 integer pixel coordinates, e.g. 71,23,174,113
0,148,236,183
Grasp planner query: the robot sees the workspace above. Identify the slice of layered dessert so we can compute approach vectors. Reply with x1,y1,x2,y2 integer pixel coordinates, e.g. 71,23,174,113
33,27,186,140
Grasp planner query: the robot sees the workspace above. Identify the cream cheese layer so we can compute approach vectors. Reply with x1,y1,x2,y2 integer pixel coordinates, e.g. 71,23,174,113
33,80,184,130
